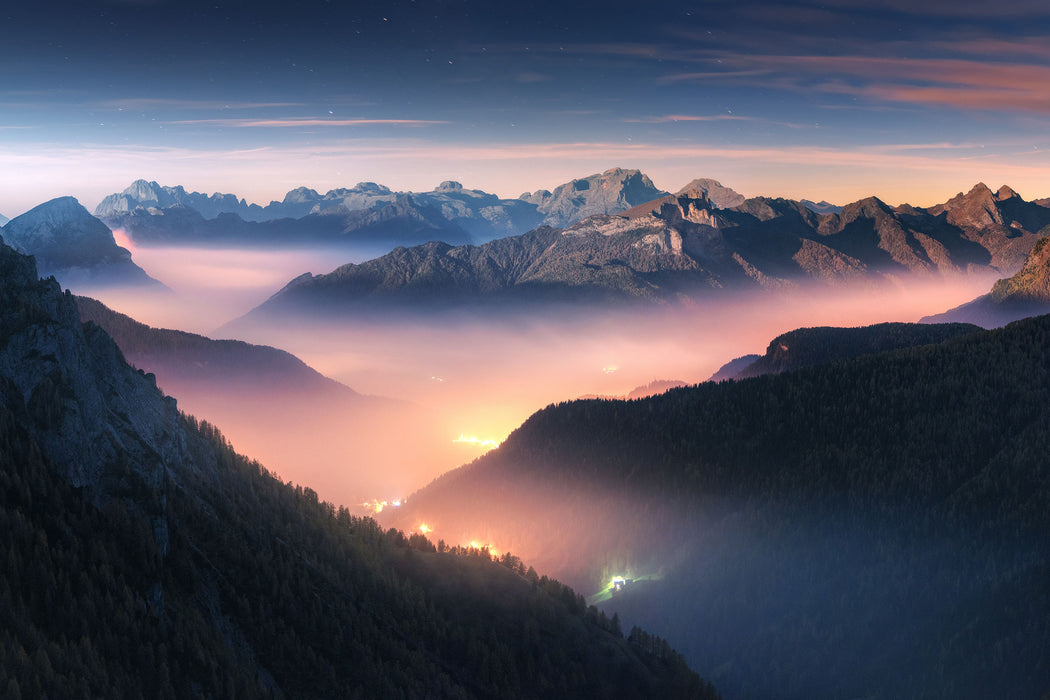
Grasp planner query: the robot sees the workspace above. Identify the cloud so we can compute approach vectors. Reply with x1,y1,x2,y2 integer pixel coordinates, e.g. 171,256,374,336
668,53,1050,115
624,114,809,128
100,98,306,111
167,118,449,128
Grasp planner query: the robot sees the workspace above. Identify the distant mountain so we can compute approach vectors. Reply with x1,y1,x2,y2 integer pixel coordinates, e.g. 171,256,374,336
236,184,1050,323
727,322,981,379
386,316,1050,699
922,236,1050,327
0,212,8,226
0,240,714,699
626,379,688,399
72,296,454,506
706,353,761,381
519,167,668,227
74,296,357,397
799,199,841,214
675,178,746,208
95,179,266,221
97,179,545,248
1,196,162,289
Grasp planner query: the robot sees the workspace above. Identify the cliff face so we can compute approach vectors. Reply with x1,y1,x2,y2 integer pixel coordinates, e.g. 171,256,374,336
0,243,198,491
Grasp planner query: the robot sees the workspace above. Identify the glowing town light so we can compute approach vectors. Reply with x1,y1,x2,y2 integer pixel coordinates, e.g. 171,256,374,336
418,523,432,534
360,498,405,515
464,539,501,557
453,434,501,449
602,365,619,374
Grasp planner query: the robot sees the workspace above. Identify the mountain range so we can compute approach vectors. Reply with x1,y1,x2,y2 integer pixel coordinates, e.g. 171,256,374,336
922,235,1050,327
94,168,672,250
0,238,714,698
236,181,1050,323
385,315,1050,699
1,197,162,289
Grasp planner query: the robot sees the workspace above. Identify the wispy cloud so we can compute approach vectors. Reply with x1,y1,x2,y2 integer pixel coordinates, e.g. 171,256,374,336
624,114,809,128
668,53,1050,115
166,118,449,128
100,98,306,111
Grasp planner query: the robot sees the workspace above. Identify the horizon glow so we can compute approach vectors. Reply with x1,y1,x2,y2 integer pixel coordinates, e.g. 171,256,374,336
2,2,1049,217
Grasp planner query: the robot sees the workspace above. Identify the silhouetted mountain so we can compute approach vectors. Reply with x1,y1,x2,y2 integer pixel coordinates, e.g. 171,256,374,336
626,379,688,399
922,236,1050,327
799,199,841,214
389,317,1050,699
238,184,1050,322
0,241,715,698
729,322,981,379
706,354,761,381
74,296,357,397
71,296,452,506
520,167,668,227
1,197,162,289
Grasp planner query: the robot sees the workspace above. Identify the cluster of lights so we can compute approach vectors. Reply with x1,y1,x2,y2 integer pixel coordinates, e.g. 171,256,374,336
466,540,501,557
360,498,403,514
453,434,501,449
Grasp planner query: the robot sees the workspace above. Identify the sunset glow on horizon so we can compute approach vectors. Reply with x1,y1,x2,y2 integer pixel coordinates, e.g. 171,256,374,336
2,2,1049,217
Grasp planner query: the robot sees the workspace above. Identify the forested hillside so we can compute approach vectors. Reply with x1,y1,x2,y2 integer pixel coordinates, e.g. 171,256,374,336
391,315,1050,699
0,241,715,698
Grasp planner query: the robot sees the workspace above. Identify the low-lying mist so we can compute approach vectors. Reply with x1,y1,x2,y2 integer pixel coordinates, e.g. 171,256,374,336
81,241,998,511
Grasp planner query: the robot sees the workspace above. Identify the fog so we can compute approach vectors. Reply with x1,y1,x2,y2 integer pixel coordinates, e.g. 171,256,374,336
81,241,998,511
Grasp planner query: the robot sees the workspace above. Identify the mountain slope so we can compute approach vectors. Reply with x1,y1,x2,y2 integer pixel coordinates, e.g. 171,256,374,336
730,321,981,379
72,296,454,506
2,197,161,289
238,184,1050,322
388,317,1050,699
923,236,1050,327
0,240,716,699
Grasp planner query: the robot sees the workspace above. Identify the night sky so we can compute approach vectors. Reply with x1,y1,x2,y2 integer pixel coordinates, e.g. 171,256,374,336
2,0,1049,216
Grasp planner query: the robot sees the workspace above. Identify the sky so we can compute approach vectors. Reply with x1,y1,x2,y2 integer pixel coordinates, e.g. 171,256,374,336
2,0,1050,217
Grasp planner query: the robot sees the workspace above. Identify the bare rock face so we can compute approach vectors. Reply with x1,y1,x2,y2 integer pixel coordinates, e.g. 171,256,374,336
2,197,161,289
675,178,746,209
521,167,668,227
0,243,200,491
990,236,1050,303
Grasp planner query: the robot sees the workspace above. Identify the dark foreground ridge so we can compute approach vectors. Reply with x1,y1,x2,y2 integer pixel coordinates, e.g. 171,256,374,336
0,242,716,698
394,314,1050,699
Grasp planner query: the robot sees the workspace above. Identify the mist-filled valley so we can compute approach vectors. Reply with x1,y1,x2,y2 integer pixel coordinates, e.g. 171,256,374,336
82,238,996,509
12,0,1050,695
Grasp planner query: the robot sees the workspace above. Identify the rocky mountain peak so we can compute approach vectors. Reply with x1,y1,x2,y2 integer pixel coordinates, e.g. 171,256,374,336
675,178,746,209
836,195,892,223
995,184,1020,201
4,196,105,246
4,197,160,288
523,168,668,227
437,180,464,191
282,186,321,204
929,182,1005,229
